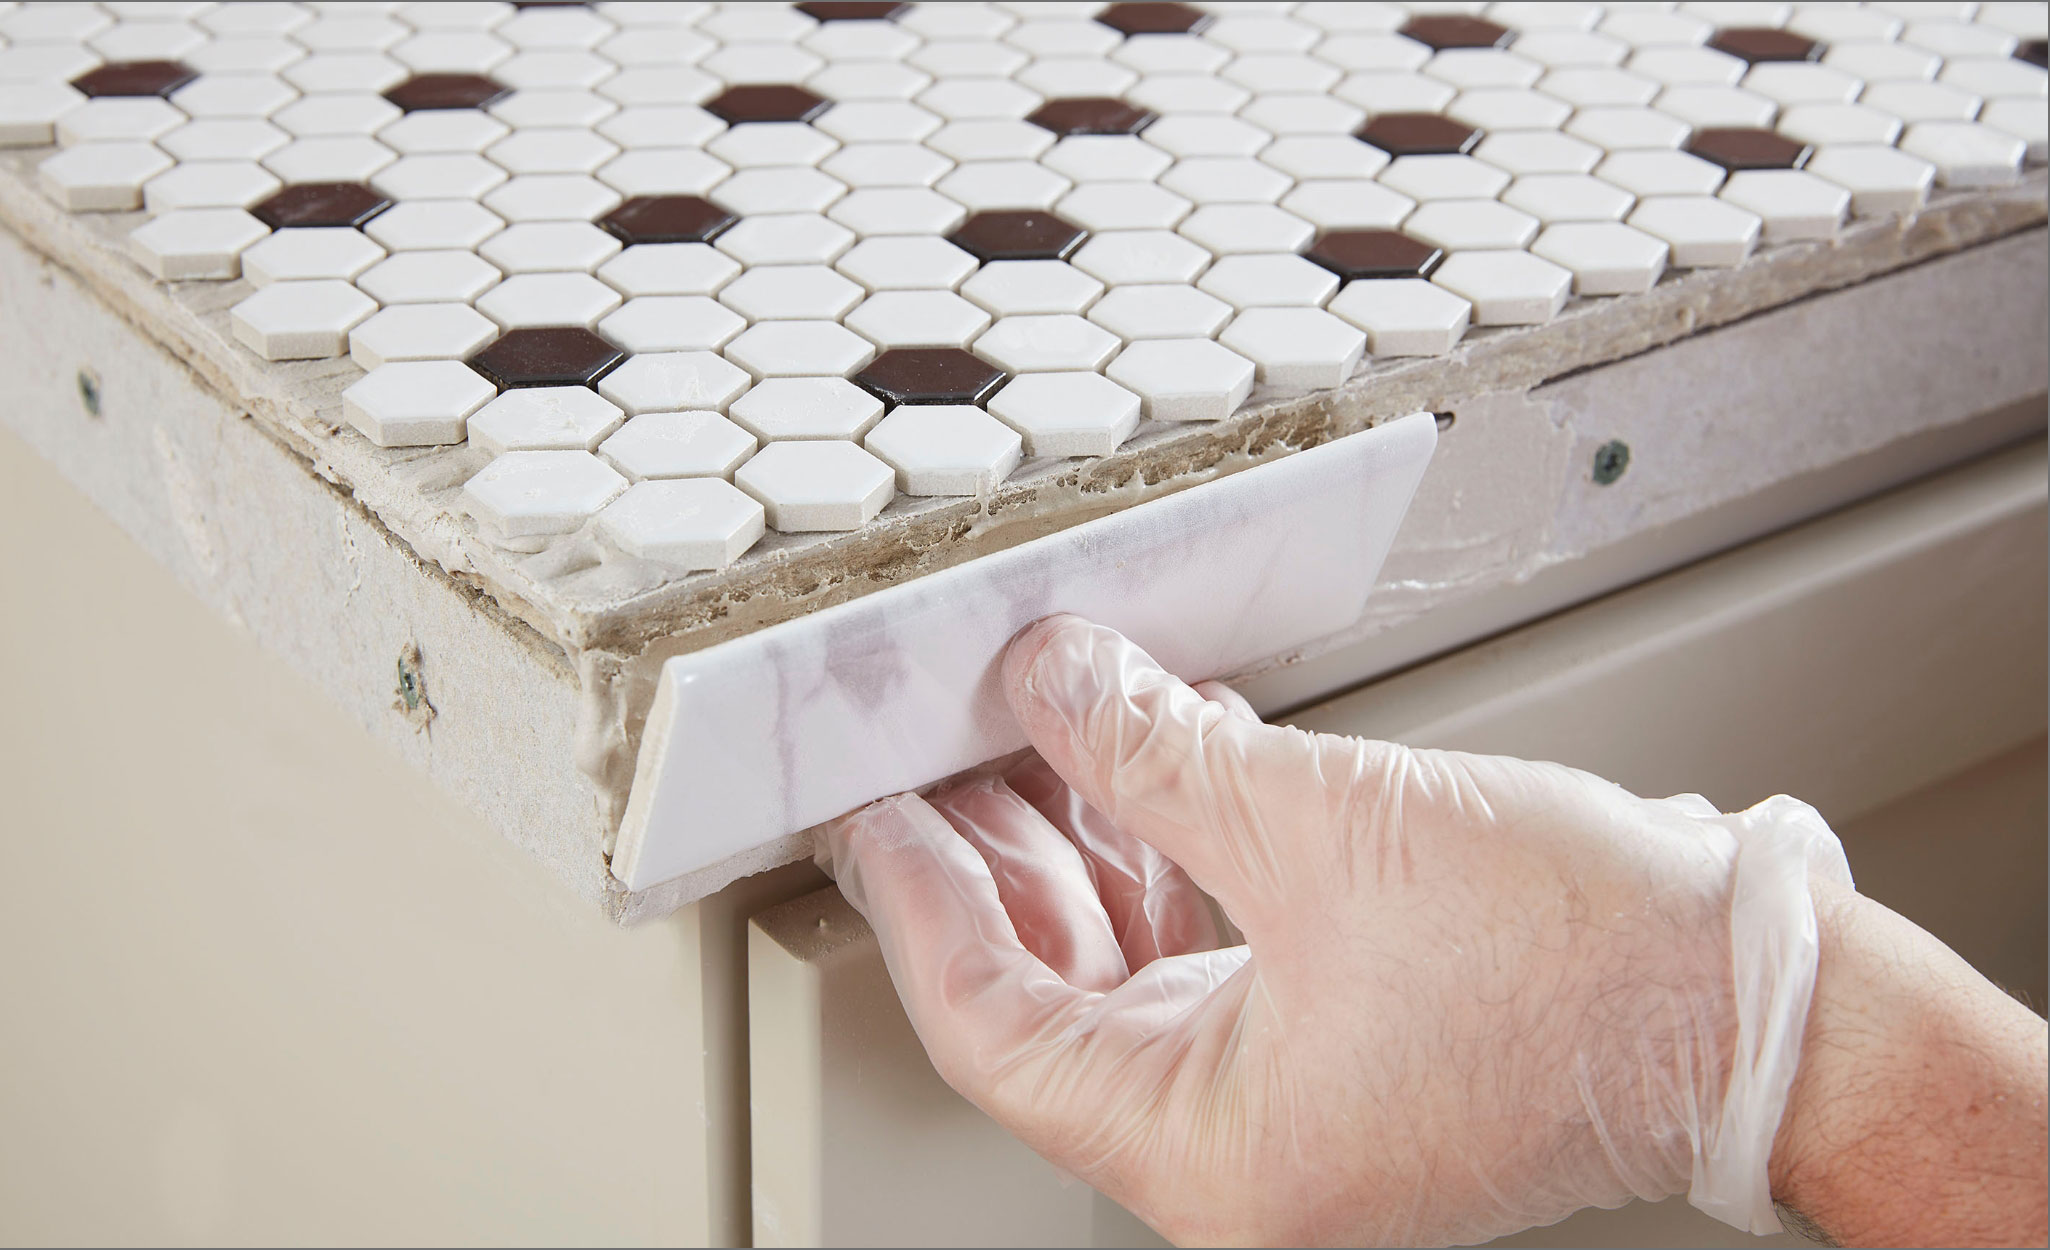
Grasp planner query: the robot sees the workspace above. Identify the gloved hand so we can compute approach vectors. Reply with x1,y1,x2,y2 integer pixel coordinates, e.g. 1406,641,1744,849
819,614,1843,1247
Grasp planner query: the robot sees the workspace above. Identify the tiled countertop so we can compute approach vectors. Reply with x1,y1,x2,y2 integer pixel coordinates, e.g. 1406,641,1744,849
1,0,2044,912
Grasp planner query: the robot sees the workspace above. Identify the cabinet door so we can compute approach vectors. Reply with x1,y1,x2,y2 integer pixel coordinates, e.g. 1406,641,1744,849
748,886,1163,1248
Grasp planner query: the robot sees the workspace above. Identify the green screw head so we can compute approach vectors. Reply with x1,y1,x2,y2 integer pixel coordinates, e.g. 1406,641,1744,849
1592,439,1630,485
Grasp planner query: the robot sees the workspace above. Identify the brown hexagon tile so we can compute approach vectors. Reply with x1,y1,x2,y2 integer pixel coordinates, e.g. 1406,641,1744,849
383,73,511,112
469,327,626,390
70,60,199,99
1304,230,1445,282
1094,2,1213,37
797,1,908,19
1707,27,1820,63
946,210,1086,263
599,195,738,245
853,348,1006,407
1686,126,1811,171
704,84,830,126
1027,97,1156,137
1355,113,1481,157
1398,14,1512,51
250,182,393,230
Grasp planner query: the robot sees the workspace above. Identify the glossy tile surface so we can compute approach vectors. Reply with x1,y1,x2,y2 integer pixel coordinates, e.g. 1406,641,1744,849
594,477,766,569
7,0,2040,576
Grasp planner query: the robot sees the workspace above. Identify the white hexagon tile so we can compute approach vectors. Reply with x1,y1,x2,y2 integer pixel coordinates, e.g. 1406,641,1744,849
1,0,2044,577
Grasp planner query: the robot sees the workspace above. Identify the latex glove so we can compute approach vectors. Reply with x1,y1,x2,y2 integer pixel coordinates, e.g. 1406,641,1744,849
820,614,1842,1247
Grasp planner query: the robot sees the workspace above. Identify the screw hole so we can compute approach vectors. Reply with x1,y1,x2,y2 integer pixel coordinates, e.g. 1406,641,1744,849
76,367,101,418
1433,412,1455,433
1592,439,1631,486
392,642,435,729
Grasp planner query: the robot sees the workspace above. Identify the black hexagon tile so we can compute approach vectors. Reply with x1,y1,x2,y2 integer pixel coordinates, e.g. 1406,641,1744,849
946,211,1086,263
382,74,511,113
854,348,1006,407
470,328,627,390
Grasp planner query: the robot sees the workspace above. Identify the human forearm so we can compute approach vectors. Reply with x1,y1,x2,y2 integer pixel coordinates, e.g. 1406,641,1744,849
1771,880,2049,1247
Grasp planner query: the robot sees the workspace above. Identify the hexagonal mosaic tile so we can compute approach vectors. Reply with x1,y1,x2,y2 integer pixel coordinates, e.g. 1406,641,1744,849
1,0,2042,573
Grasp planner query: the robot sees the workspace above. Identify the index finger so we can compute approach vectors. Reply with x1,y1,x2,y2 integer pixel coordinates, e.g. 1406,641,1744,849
824,794,1097,1108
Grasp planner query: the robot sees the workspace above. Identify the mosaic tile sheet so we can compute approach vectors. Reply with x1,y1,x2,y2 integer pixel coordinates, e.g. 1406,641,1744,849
0,0,2044,585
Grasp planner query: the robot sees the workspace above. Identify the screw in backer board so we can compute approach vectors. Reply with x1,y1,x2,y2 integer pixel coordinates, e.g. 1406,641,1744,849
393,641,436,730
77,367,101,418
1592,439,1630,485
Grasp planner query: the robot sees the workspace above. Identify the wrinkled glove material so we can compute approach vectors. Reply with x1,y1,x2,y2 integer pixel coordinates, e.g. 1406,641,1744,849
820,615,1851,1247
